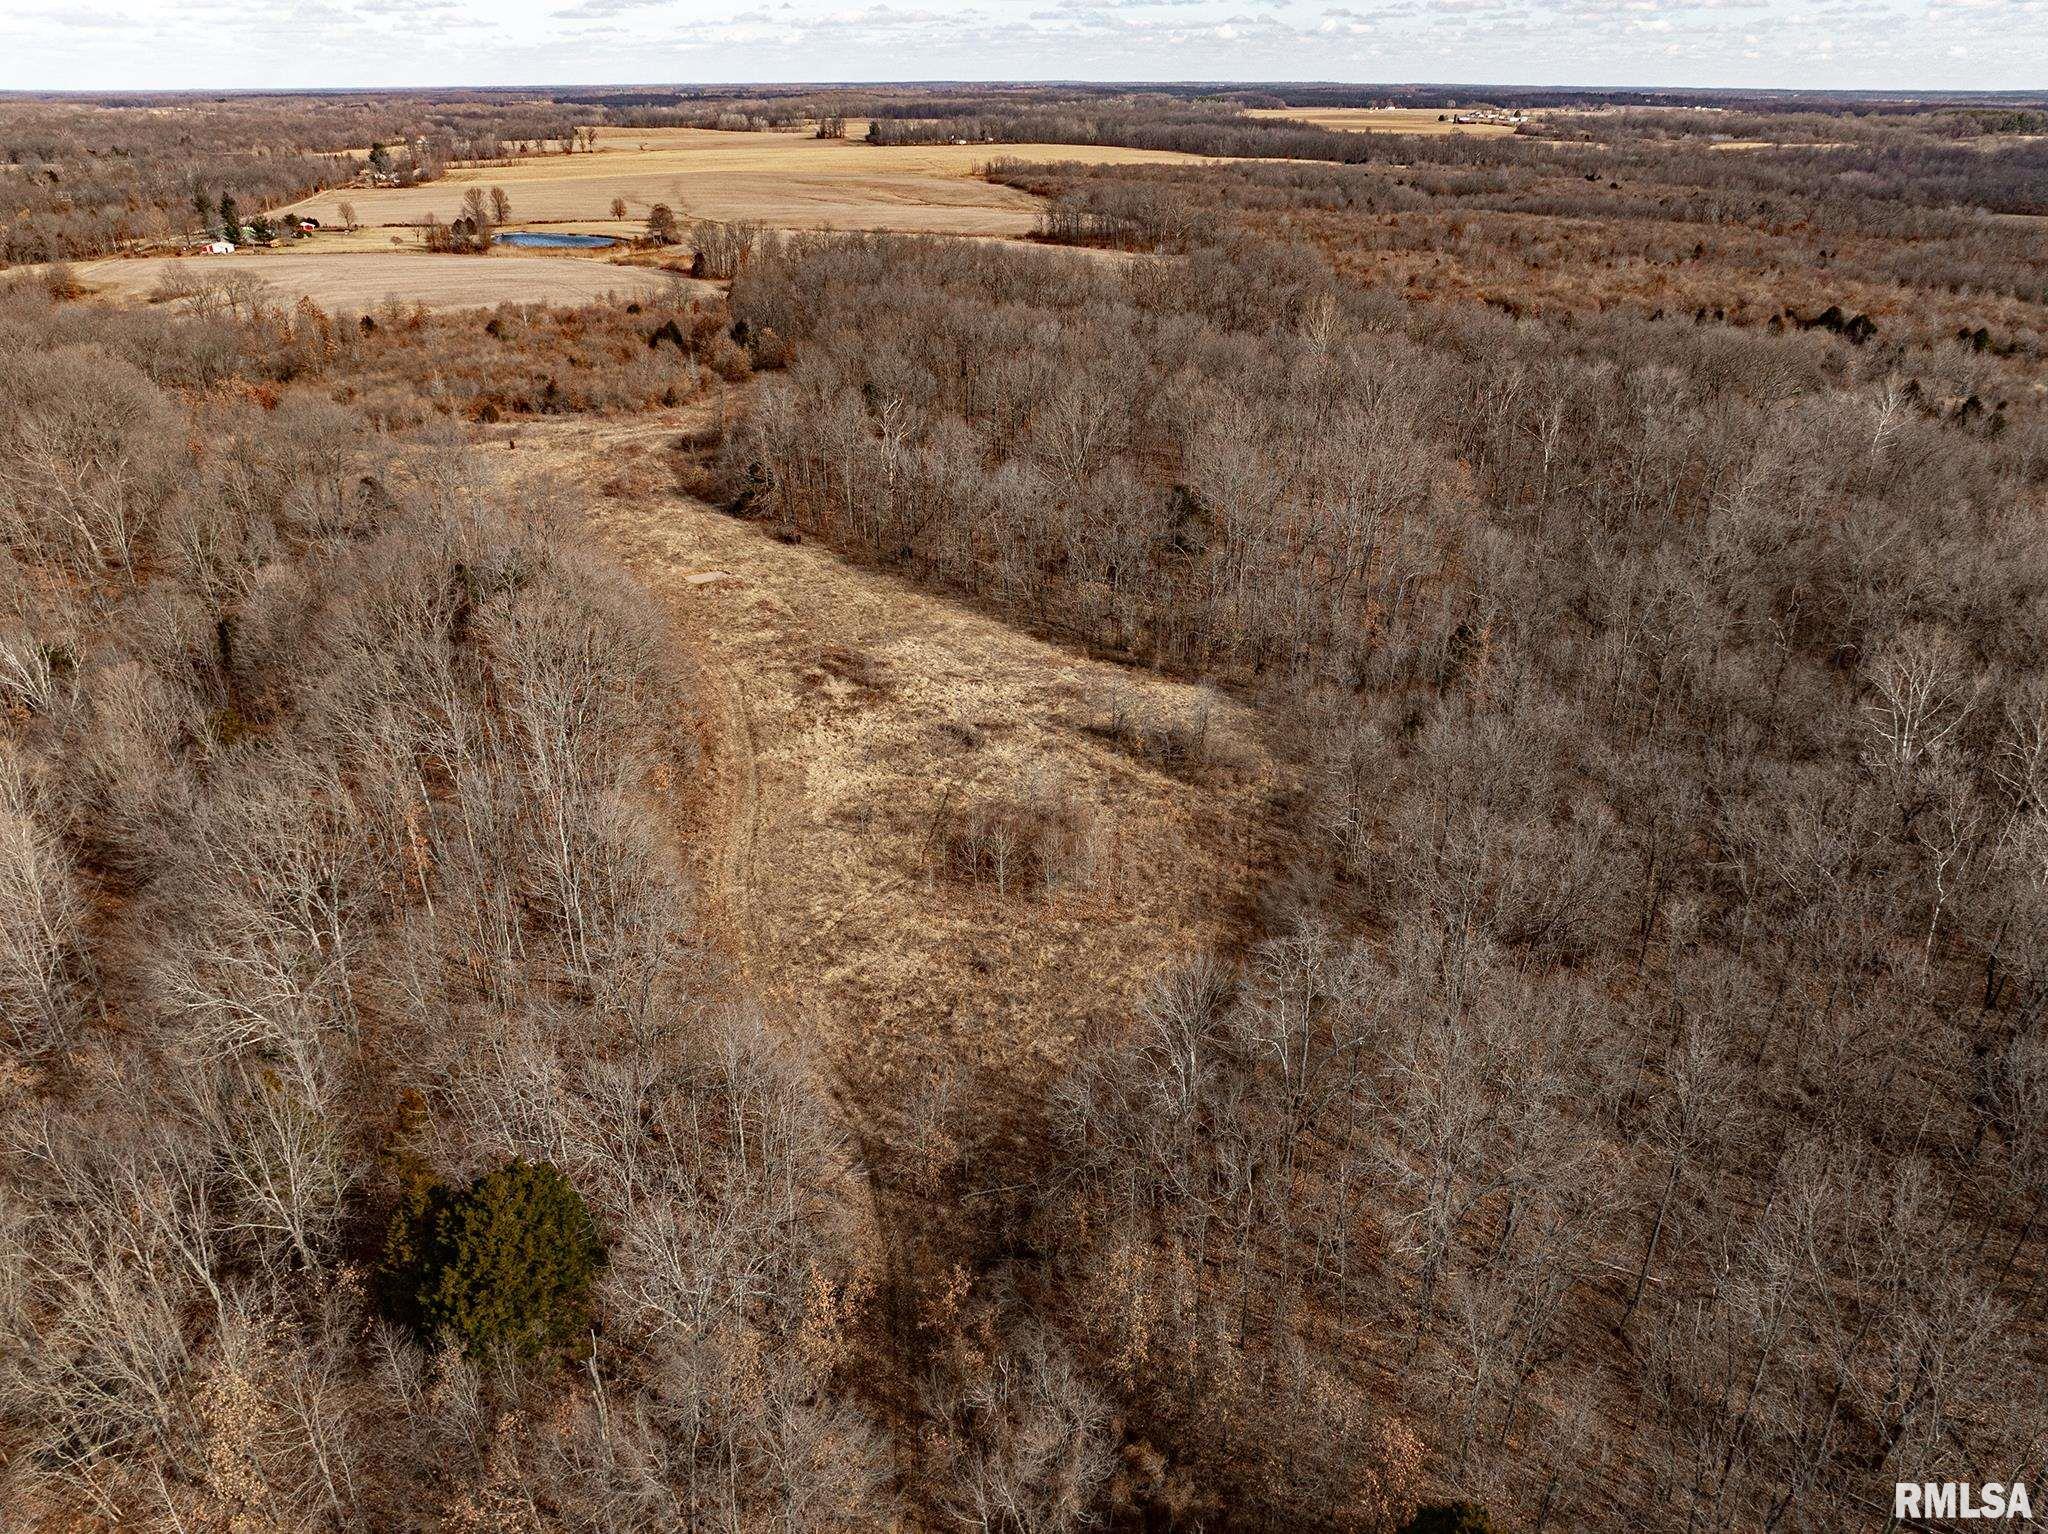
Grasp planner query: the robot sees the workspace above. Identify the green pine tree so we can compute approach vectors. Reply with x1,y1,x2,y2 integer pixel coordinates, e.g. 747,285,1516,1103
380,1157,604,1361
1401,1503,1497,1534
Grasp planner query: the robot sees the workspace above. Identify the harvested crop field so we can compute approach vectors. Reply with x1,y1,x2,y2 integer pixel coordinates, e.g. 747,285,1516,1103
275,127,1233,239
74,250,697,312
1246,106,1523,135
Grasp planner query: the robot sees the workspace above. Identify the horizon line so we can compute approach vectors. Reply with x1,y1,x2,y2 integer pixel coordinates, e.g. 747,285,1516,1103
7,78,2048,100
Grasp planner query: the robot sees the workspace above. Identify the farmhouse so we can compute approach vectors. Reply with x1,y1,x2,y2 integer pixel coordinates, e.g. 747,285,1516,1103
203,239,234,254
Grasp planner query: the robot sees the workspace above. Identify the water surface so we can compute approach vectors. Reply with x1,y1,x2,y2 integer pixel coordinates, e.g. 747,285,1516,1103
494,231,617,249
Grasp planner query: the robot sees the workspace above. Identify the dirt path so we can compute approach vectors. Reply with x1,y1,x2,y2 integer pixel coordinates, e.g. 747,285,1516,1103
695,610,765,959
505,409,1295,1156
497,404,1301,1503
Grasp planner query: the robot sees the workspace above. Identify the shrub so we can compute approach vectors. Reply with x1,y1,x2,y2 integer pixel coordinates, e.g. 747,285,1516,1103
939,786,1099,897
40,263,82,302
380,1157,604,1360
705,334,751,383
1087,684,1233,776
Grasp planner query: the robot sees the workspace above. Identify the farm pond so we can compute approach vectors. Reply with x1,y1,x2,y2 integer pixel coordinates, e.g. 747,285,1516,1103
494,231,617,249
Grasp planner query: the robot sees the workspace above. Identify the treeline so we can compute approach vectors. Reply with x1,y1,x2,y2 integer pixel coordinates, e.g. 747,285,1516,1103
712,226,2048,1531
15,261,732,422
1556,105,2048,145
869,100,1404,162
0,142,355,266
892,98,2048,217
988,155,2048,324
1255,82,2048,114
575,83,1143,124
0,94,599,266
585,85,1102,132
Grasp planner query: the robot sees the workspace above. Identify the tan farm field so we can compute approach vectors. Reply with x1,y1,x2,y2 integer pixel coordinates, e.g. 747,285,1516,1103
75,250,698,313
1245,106,1523,136
276,125,1235,239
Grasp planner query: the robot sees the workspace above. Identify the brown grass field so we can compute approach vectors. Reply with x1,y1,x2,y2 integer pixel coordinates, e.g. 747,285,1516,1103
276,125,1235,239
511,407,1292,1140
74,250,697,312
1244,106,1524,136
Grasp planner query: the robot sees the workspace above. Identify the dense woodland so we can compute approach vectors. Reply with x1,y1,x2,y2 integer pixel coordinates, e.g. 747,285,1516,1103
0,274,896,1530
986,156,2048,318
714,218,2048,1528
872,99,2048,218
710,104,2048,1531
3,82,2048,1534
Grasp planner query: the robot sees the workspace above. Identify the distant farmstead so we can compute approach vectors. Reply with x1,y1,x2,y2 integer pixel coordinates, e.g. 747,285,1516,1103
204,240,235,255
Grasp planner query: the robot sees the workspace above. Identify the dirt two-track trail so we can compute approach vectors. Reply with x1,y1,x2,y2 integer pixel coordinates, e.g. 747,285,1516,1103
494,405,1297,1452
509,405,1294,1136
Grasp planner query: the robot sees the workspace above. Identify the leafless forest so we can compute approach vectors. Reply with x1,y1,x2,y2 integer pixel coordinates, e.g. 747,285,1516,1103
0,94,601,265
3,83,2047,1534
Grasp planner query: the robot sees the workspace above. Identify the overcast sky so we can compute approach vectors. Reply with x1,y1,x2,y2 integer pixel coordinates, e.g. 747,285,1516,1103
2,0,2039,94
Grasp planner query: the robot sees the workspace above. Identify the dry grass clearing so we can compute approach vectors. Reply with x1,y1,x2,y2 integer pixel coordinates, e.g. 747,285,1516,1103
73,250,696,312
509,409,1293,1144
1245,106,1524,136
276,127,1234,239
1706,138,1859,150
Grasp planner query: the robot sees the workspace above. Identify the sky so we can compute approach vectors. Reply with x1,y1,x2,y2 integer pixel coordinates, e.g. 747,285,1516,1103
1,0,2042,94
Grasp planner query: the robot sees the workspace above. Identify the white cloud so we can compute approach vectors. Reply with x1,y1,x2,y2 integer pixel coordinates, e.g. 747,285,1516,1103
0,0,2037,89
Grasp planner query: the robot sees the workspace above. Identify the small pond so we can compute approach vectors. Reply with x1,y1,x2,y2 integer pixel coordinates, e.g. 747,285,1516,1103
494,231,617,249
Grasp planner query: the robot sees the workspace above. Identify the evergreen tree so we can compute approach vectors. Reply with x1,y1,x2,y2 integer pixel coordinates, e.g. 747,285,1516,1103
380,1157,604,1361
1401,1504,1497,1534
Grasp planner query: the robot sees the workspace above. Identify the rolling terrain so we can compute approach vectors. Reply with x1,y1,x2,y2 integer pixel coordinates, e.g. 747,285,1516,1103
276,126,1232,239
4,78,2048,1534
